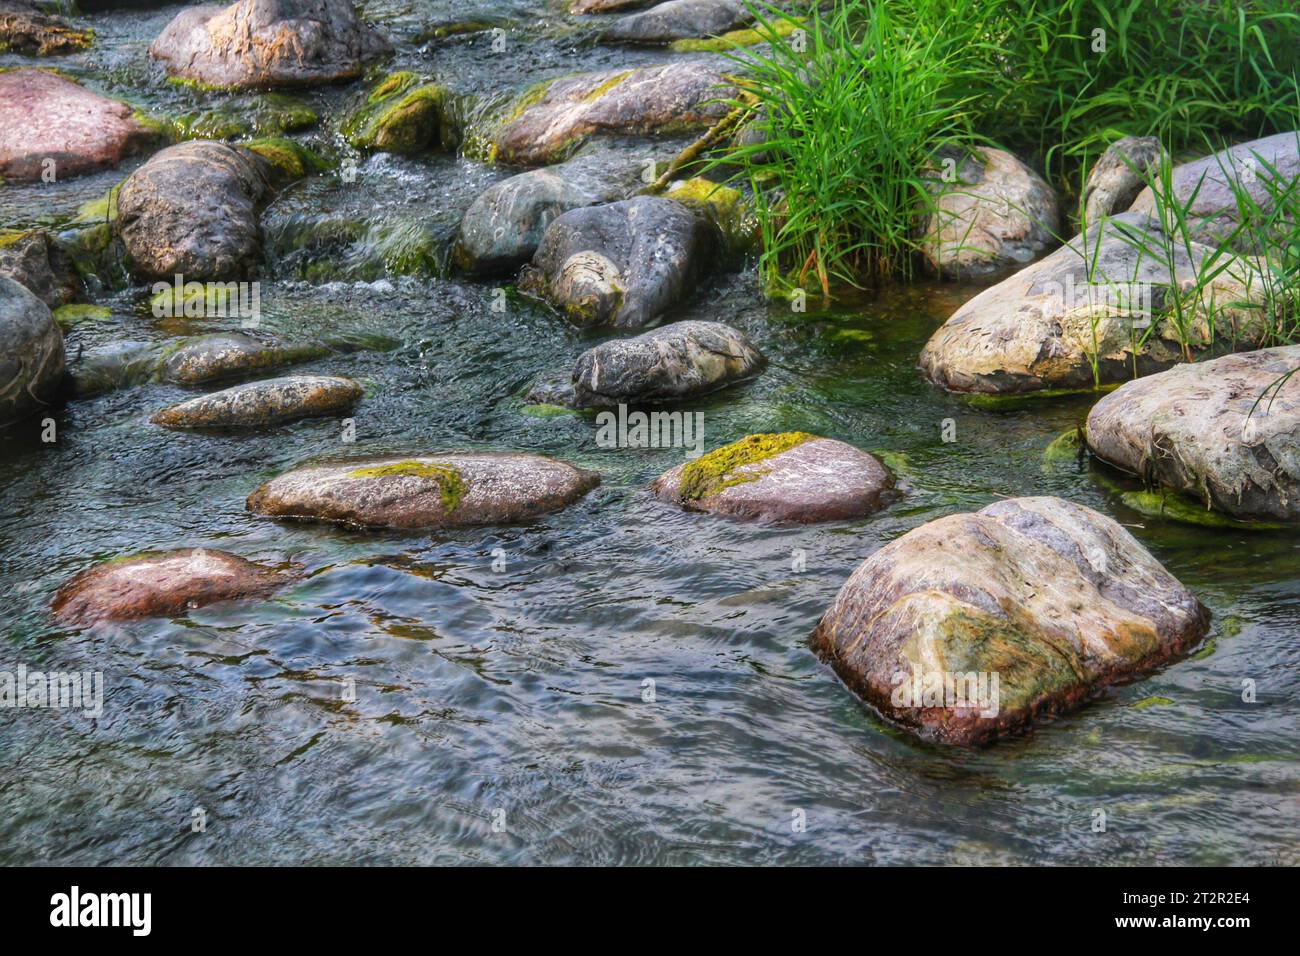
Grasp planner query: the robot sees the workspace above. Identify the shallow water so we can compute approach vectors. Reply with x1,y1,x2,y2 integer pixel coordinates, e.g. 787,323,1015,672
1,2,1298,866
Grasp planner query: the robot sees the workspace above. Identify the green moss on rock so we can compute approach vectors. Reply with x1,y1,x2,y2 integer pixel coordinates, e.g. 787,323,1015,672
668,18,803,53
679,432,813,500
347,460,467,512
241,138,330,181
343,73,450,155
52,303,111,326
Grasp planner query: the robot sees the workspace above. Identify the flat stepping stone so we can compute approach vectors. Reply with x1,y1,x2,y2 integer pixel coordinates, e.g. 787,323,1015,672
52,548,292,625
0,69,156,182
652,433,895,523
152,374,362,429
811,496,1209,745
1086,345,1300,522
247,453,600,530
161,333,331,385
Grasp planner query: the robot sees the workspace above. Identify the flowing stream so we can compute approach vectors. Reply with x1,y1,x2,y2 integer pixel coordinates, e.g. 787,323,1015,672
1,1,1297,865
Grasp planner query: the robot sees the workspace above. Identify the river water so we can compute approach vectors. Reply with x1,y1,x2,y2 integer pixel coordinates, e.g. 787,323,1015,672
1,1,1296,865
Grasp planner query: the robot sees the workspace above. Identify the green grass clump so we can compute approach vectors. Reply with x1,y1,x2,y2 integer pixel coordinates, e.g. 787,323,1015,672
348,461,467,513
721,0,1300,298
679,432,814,500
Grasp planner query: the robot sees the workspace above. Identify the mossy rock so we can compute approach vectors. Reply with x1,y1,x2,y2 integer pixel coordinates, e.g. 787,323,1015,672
342,72,452,155
241,137,330,182
668,17,803,53
1043,426,1085,464
347,460,467,513
679,431,813,500
168,94,318,142
52,303,110,327
665,177,756,252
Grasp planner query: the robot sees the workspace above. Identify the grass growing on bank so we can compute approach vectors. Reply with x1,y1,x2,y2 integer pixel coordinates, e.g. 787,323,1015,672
721,0,1300,296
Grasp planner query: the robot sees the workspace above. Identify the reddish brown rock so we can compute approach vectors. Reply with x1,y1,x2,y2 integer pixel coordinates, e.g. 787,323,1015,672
811,496,1209,745
0,69,157,183
247,453,600,530
652,433,896,523
149,0,392,90
0,1,92,55
52,548,292,625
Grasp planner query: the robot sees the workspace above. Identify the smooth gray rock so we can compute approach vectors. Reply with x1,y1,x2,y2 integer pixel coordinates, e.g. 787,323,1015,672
1086,345,1300,522
530,319,764,407
453,149,643,276
600,0,751,44
1128,131,1300,246
0,275,65,427
161,333,331,385
0,230,79,310
520,196,715,329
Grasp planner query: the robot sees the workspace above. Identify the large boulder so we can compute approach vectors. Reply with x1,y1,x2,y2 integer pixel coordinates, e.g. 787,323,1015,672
149,0,391,90
520,196,715,329
652,433,895,523
1086,346,1300,522
0,230,79,310
920,146,1060,278
488,61,734,166
247,453,601,530
52,548,292,625
116,140,272,281
160,333,332,385
530,320,764,408
1082,136,1165,223
152,374,362,428
599,0,752,44
453,149,643,276
0,1,92,55
1128,131,1300,246
811,496,1209,745
919,212,1269,394
0,275,65,428
0,69,157,183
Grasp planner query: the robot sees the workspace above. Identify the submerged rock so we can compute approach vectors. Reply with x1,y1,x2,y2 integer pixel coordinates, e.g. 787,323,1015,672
149,0,391,90
919,212,1268,394
247,453,601,530
0,69,157,182
116,141,273,281
521,196,715,328
599,0,752,44
652,433,895,523
530,320,764,408
1086,346,1300,522
160,333,332,385
571,0,650,12
0,1,93,55
0,230,80,310
453,148,643,276
342,72,451,155
1082,136,1165,223
0,276,65,428
1128,131,1300,247
152,374,362,428
920,146,1060,278
811,496,1209,745
52,548,292,625
488,61,734,166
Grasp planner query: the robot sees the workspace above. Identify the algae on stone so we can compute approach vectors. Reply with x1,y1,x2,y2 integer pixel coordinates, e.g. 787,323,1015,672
679,432,813,500
347,460,467,512
342,72,451,154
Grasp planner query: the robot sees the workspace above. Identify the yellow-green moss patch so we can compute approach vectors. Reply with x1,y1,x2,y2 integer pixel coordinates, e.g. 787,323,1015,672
348,460,466,512
679,432,814,500
241,138,330,180
343,73,449,154
52,303,111,326
669,18,802,53
1130,695,1175,710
